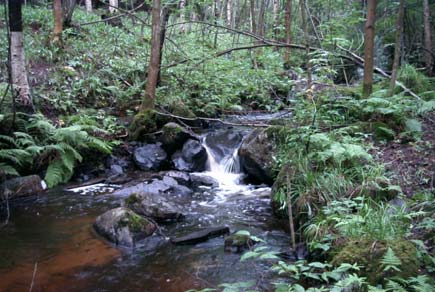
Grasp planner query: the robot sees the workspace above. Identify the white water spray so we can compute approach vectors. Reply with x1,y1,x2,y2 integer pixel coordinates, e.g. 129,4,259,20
199,137,249,200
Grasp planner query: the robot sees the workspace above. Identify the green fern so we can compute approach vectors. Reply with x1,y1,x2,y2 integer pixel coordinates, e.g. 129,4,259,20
0,162,20,176
381,248,402,272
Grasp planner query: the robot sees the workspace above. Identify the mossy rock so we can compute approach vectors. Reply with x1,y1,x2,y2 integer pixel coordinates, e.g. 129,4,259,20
161,122,191,154
128,109,169,141
169,101,201,127
331,239,420,285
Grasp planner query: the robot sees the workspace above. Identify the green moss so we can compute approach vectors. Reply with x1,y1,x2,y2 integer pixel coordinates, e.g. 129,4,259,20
128,212,146,233
124,193,141,206
331,239,420,285
128,109,169,141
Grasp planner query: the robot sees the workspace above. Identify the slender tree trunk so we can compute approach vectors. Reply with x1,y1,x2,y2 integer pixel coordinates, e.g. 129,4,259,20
272,0,279,38
423,0,433,76
284,0,292,66
142,0,161,110
389,0,405,96
300,0,312,90
53,0,63,43
8,0,33,113
362,0,377,98
179,0,186,33
249,0,256,33
109,0,118,14
85,0,92,12
257,0,266,37
226,0,232,27
157,7,171,85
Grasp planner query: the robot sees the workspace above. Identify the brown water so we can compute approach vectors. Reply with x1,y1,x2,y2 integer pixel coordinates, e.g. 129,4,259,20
0,178,289,292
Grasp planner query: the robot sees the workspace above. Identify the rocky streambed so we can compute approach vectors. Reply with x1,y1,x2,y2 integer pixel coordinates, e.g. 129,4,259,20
0,124,293,292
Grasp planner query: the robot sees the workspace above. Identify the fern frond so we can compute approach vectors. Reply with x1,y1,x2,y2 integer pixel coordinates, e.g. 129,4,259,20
87,136,112,154
381,247,402,272
0,134,17,147
0,149,31,166
44,159,71,188
0,162,20,176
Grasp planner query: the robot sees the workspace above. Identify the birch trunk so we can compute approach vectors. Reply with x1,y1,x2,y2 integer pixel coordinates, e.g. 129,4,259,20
8,0,33,113
109,0,118,14
85,0,92,12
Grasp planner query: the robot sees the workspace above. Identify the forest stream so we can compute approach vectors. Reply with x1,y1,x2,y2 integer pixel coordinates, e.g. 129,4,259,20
0,126,290,292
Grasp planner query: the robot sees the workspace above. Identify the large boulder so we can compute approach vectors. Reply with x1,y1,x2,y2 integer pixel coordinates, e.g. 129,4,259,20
124,192,184,222
171,139,207,172
94,207,156,247
1,175,46,198
239,129,277,185
161,122,192,154
133,143,167,171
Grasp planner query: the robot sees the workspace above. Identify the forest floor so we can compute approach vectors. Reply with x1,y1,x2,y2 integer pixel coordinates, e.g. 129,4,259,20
375,113,435,197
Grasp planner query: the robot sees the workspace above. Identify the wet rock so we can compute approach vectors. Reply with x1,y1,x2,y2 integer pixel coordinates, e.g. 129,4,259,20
239,129,277,185
162,171,191,186
171,139,207,172
109,164,124,176
1,175,46,198
224,231,260,253
113,176,193,197
124,192,184,222
106,173,131,185
94,207,156,247
190,173,219,187
133,143,167,171
171,226,230,245
161,122,192,154
204,129,245,161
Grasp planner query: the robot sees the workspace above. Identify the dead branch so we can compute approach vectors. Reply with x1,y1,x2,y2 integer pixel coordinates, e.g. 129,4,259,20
154,110,270,128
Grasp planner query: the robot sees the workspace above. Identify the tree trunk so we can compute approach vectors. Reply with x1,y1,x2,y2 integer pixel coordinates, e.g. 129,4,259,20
226,0,232,27
85,0,92,12
272,0,279,37
300,0,312,90
109,0,118,14
249,0,256,34
157,7,171,85
179,0,186,33
389,0,405,96
362,0,377,98
53,0,63,43
423,0,433,76
61,0,75,27
284,0,292,66
142,0,162,110
257,0,266,37
8,0,33,113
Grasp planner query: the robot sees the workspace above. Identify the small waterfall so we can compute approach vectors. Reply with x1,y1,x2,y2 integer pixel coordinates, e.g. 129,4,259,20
203,137,241,175
200,136,248,199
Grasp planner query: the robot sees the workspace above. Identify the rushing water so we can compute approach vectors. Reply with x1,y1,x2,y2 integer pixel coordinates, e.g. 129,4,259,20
0,130,289,292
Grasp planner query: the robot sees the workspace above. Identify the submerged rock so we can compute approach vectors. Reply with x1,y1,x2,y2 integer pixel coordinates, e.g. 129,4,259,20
124,192,184,222
224,231,260,253
171,226,230,245
239,129,277,185
94,207,156,247
133,143,167,171
171,139,207,172
1,175,46,198
190,173,219,187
